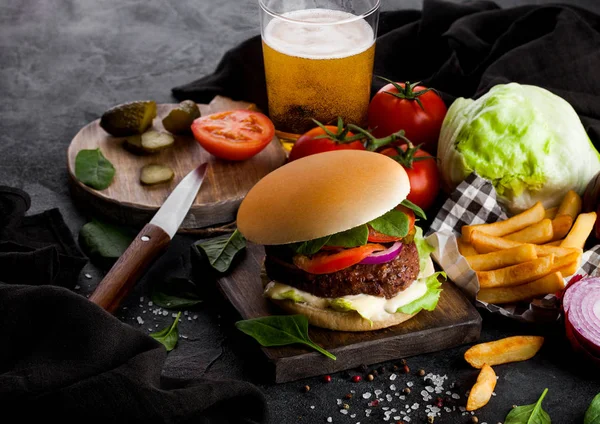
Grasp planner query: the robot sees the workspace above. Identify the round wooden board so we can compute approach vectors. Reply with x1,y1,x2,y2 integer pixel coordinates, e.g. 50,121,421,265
67,96,287,231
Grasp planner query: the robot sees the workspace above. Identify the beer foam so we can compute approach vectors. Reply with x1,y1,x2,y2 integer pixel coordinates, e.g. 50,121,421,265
263,9,374,60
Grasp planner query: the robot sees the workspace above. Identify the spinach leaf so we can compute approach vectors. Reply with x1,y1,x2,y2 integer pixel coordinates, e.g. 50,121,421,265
504,388,551,424
235,315,336,360
151,277,203,309
75,148,115,190
327,224,368,248
369,209,409,237
79,219,134,259
401,199,427,220
150,312,181,352
194,230,246,272
293,235,331,255
585,393,600,424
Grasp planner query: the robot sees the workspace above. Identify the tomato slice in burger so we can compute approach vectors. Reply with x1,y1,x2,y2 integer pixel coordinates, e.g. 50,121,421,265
367,205,416,242
191,110,275,161
293,244,386,275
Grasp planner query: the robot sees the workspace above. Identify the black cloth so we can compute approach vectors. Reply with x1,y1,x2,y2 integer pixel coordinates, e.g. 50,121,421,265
173,0,600,149
0,189,268,423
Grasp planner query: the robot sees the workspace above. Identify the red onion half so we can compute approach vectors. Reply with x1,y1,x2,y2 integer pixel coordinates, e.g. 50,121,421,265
360,242,403,265
563,276,600,359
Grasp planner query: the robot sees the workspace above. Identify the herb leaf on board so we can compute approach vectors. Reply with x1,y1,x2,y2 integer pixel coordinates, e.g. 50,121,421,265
151,277,203,310
79,219,134,259
585,393,600,424
369,209,409,237
75,148,115,190
194,230,246,273
150,311,181,352
235,315,336,360
504,388,551,424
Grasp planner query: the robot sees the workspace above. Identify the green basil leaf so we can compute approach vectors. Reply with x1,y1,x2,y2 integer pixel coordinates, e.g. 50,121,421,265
194,230,246,272
235,315,336,360
79,219,134,259
150,312,181,352
504,388,551,424
401,199,427,220
151,277,203,310
369,209,409,237
75,148,115,190
293,235,331,255
327,224,368,248
585,393,600,424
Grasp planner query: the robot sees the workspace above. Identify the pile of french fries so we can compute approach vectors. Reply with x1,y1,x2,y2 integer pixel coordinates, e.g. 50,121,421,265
457,190,597,304
465,336,544,411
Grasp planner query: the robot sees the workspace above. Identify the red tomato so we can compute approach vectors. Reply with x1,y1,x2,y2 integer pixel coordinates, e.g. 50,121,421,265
380,145,440,211
368,80,447,153
191,110,275,161
288,125,365,162
367,205,416,242
293,244,385,274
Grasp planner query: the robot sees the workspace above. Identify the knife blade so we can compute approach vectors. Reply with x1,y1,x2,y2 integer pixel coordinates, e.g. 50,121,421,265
89,163,209,313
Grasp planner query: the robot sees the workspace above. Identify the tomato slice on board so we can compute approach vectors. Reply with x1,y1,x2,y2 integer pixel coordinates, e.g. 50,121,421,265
366,205,416,243
293,244,386,274
191,110,275,161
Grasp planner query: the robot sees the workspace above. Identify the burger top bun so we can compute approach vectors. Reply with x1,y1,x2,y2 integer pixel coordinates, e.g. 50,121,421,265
237,150,411,245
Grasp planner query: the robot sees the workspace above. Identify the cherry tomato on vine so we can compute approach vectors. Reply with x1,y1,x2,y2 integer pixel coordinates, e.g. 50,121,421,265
368,79,447,153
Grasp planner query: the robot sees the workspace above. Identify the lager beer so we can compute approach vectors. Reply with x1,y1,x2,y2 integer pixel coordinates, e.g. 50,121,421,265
262,8,376,135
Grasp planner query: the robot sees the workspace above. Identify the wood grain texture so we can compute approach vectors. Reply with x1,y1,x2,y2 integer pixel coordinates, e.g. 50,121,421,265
218,244,482,383
67,96,287,230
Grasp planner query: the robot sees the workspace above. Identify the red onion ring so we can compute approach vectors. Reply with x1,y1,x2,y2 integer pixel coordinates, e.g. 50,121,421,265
563,276,600,358
359,241,403,265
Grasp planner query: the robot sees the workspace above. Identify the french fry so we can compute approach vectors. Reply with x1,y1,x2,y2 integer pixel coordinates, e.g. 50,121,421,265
466,364,497,411
477,272,565,304
471,230,580,257
462,202,545,243
544,207,558,220
544,240,562,246
557,190,582,220
477,255,554,288
457,236,479,257
550,214,573,241
560,212,597,249
503,218,553,244
464,336,544,368
465,244,537,271
550,250,582,277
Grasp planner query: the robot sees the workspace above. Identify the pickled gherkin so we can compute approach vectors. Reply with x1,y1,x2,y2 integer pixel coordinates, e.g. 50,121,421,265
162,100,200,134
100,100,157,136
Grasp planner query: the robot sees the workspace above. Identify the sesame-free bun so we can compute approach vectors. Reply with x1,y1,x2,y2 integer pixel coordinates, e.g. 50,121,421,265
237,150,410,245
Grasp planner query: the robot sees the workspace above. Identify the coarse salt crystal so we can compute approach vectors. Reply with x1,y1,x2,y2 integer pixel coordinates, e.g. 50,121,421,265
444,407,451,413
459,406,466,412
390,384,396,391
425,386,434,393
406,382,414,387
336,399,342,405
452,393,460,399
340,409,348,415
311,406,315,409
362,392,372,399
403,417,411,422
365,409,372,417
136,316,143,325
492,392,496,396
74,285,81,290
389,373,397,380
382,407,389,411
84,273,92,279
327,418,332,423
350,414,356,418
140,297,144,302
375,390,383,396
411,403,419,410
400,395,406,400
386,394,392,402
162,310,168,316
172,313,178,318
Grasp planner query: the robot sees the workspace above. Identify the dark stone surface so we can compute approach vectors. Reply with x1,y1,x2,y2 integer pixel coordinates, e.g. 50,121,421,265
1,0,599,423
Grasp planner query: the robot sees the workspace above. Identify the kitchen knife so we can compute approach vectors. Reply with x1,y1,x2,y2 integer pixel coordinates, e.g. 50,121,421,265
89,163,209,313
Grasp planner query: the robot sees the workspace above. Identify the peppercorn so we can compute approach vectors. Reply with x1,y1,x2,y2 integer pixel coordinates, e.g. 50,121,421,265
396,421,405,424
417,369,425,377
323,375,332,383
372,370,379,377
402,365,410,374
302,385,310,393
352,375,362,383
471,417,479,423
403,387,411,394
343,403,350,410
435,397,444,408
400,358,407,366
427,416,435,423
367,374,374,381
345,393,353,400
369,399,379,407
392,365,399,371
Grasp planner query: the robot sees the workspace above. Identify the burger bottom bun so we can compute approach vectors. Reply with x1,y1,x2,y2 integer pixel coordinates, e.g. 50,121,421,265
270,298,416,332
262,257,436,332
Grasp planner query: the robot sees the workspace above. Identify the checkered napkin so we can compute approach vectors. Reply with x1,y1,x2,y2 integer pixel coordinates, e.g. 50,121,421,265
425,173,600,323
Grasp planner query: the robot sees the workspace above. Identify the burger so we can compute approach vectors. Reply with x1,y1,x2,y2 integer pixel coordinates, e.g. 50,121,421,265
236,150,443,331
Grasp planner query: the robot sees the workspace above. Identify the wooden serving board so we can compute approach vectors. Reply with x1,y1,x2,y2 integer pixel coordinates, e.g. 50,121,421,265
67,96,287,231
218,244,482,383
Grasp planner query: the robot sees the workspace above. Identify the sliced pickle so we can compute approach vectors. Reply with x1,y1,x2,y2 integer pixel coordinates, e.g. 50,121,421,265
140,130,174,152
162,100,200,134
100,100,157,136
140,164,174,185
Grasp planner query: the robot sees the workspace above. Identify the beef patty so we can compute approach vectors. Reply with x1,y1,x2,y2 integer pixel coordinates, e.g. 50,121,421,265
264,242,420,299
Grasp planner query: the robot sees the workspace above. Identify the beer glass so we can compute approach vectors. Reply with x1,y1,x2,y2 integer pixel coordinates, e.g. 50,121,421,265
259,0,380,135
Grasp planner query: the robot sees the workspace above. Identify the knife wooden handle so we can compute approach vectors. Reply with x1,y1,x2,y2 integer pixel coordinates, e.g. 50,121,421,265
89,223,171,313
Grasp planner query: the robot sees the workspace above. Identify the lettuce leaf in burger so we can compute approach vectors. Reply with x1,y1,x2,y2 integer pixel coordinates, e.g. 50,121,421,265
237,150,443,332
